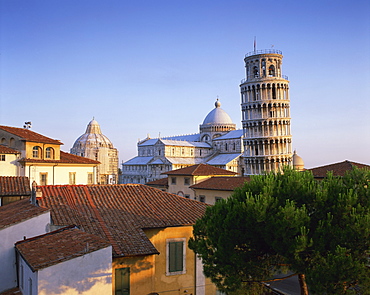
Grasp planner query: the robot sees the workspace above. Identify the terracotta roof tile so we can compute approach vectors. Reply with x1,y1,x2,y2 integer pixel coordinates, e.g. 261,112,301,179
0,176,31,196
0,145,19,154
164,164,237,176
307,160,370,178
0,125,62,145
15,226,111,271
146,177,168,186
19,151,100,165
37,184,208,257
190,176,251,191
0,199,49,230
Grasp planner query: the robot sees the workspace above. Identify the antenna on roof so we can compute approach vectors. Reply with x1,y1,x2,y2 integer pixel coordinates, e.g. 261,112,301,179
23,122,32,129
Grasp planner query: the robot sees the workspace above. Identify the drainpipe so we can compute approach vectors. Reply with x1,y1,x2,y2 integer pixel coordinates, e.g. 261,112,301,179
53,164,58,185
28,165,33,183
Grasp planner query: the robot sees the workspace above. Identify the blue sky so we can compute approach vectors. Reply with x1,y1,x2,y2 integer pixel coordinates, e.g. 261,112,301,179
1,0,369,168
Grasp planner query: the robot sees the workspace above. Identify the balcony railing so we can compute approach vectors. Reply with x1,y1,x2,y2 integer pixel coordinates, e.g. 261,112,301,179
245,49,282,57
240,74,288,84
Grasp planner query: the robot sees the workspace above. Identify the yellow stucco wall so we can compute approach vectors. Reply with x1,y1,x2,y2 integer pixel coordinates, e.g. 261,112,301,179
112,226,217,295
193,188,232,205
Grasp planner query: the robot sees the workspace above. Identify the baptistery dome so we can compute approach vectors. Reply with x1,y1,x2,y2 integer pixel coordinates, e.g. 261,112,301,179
71,118,118,184
72,119,113,149
202,99,233,125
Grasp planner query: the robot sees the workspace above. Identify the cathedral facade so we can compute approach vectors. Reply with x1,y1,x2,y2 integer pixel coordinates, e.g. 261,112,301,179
120,100,245,184
71,119,119,184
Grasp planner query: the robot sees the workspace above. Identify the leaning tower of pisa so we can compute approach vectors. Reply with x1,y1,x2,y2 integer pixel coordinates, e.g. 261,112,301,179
240,49,292,175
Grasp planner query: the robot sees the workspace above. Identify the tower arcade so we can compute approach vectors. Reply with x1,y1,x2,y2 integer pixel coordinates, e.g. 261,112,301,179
240,49,292,174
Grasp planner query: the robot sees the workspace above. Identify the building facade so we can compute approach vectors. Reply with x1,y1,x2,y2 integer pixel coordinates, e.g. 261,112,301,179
121,100,245,184
71,119,119,184
240,49,293,174
0,125,100,185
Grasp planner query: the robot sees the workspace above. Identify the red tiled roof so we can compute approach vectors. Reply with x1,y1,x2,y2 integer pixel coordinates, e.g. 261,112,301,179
164,164,237,176
15,226,111,271
0,176,31,196
146,177,168,186
37,184,208,257
307,160,370,178
19,151,100,165
190,176,251,191
0,199,49,230
0,145,19,154
0,125,62,145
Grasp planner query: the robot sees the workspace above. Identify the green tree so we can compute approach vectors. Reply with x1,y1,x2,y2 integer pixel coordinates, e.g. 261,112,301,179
189,167,370,294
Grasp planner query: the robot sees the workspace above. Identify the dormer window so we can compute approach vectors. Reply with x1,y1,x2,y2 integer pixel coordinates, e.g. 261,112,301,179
32,146,41,158
45,147,54,159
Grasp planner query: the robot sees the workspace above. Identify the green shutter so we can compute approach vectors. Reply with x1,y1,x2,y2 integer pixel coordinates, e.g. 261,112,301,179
169,241,183,272
115,268,130,295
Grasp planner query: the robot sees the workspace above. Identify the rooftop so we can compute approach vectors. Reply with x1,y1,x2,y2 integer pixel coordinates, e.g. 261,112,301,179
19,151,100,165
37,184,208,257
0,145,19,154
0,125,62,145
15,226,111,271
307,160,370,178
0,176,31,196
164,163,237,176
0,199,49,230
190,176,251,191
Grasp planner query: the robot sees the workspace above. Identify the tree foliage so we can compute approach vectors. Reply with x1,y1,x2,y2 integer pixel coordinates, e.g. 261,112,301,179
188,167,370,294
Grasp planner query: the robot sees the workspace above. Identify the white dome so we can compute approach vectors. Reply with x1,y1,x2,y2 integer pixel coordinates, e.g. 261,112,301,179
72,119,113,149
202,99,233,125
293,150,305,170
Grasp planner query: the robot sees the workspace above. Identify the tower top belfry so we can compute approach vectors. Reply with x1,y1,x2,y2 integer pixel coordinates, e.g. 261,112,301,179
240,49,293,175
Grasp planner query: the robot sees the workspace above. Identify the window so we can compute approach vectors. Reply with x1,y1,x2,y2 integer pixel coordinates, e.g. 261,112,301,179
184,194,190,199
115,267,130,295
184,177,190,185
199,195,205,203
32,146,41,158
45,147,54,159
167,239,186,275
171,177,176,185
0,155,5,161
69,172,76,185
40,173,47,186
87,173,93,185
215,197,222,203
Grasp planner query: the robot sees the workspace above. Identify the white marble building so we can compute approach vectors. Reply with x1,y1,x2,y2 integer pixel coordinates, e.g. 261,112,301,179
121,100,245,184
71,119,119,184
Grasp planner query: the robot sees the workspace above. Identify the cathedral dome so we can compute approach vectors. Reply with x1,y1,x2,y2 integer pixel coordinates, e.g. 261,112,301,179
72,118,113,149
202,99,233,125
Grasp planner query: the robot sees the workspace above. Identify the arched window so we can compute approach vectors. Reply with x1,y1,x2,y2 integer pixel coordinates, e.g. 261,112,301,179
253,66,259,78
45,147,54,159
269,65,275,76
1,138,6,145
9,138,15,147
32,146,41,158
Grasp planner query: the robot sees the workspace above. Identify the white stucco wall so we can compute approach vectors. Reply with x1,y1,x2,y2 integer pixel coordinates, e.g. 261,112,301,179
0,211,50,293
37,246,112,295
0,154,19,176
25,165,96,185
